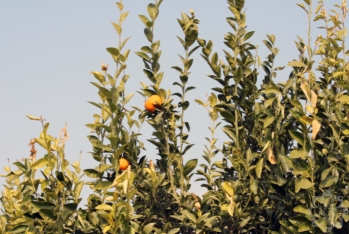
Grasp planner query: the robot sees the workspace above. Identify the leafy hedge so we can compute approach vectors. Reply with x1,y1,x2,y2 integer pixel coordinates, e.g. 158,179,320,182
1,0,349,233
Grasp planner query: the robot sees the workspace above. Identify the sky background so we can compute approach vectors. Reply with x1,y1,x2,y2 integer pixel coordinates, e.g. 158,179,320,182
0,0,347,202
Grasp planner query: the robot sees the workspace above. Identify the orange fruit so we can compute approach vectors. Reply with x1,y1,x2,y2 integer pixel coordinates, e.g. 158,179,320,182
119,158,129,170
144,95,162,112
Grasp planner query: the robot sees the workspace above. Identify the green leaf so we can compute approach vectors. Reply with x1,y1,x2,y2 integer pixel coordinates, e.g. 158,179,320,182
32,201,55,211
289,130,305,146
263,116,275,128
84,169,99,178
341,200,349,208
338,95,349,103
287,61,306,67
294,205,312,218
147,3,158,20
143,69,156,83
63,203,78,213
321,176,336,188
185,86,196,93
297,3,309,14
222,127,237,143
290,150,308,160
183,210,197,223
9,225,28,233
95,181,113,190
143,222,155,234
139,15,150,27
106,47,119,57
91,71,105,83
135,51,150,61
31,158,48,169
116,2,123,10
221,182,234,197
144,28,153,43
239,216,251,228
303,0,310,5
314,218,327,233
250,179,258,194
180,101,190,111
74,181,84,202
244,31,254,41
182,143,194,155
295,177,313,192
183,159,198,176
39,209,56,222
298,222,312,232
119,12,129,23
255,158,264,178
229,6,240,20
185,59,194,71
111,22,122,35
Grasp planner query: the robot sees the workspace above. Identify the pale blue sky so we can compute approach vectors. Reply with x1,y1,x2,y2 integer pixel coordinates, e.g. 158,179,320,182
0,1,346,197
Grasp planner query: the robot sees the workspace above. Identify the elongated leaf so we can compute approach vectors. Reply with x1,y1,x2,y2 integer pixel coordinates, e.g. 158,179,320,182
95,181,113,190
222,182,234,197
183,159,198,176
239,216,251,228
338,95,349,103
183,210,197,223
143,222,156,234
31,158,48,169
106,47,119,57
263,116,275,128
74,181,83,202
95,204,113,211
10,225,28,233
139,15,150,28
289,130,305,146
111,22,122,35
84,169,99,178
147,3,158,20
144,28,153,42
288,61,306,67
255,158,264,178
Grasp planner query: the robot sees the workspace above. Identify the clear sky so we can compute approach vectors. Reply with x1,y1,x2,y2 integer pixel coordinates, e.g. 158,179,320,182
0,1,347,199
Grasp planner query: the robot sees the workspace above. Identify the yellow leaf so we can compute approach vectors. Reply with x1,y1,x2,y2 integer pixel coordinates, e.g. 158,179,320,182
222,182,235,197
103,226,111,233
95,204,113,211
342,129,349,136
300,116,314,125
312,119,321,139
26,115,41,121
306,105,314,114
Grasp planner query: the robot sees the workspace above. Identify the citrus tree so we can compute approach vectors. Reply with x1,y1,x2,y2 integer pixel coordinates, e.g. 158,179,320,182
1,0,349,233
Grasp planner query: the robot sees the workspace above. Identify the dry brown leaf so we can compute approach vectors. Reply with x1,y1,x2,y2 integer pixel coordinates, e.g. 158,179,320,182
311,90,317,108
268,148,277,164
312,119,321,139
195,201,201,210
300,83,311,102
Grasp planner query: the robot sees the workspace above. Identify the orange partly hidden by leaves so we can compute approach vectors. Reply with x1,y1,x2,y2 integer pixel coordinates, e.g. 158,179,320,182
144,95,162,112
119,158,129,170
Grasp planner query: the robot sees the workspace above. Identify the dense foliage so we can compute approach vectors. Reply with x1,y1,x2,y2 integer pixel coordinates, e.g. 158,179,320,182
1,0,349,233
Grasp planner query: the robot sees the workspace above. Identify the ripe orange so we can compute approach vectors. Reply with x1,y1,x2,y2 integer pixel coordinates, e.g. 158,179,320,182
119,158,129,170
144,95,162,112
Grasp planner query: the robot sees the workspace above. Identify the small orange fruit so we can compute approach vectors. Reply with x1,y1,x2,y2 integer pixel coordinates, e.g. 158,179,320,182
144,95,162,112
119,158,129,171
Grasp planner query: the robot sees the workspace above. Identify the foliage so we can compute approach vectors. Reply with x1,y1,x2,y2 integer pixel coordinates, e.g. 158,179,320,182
1,0,349,233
